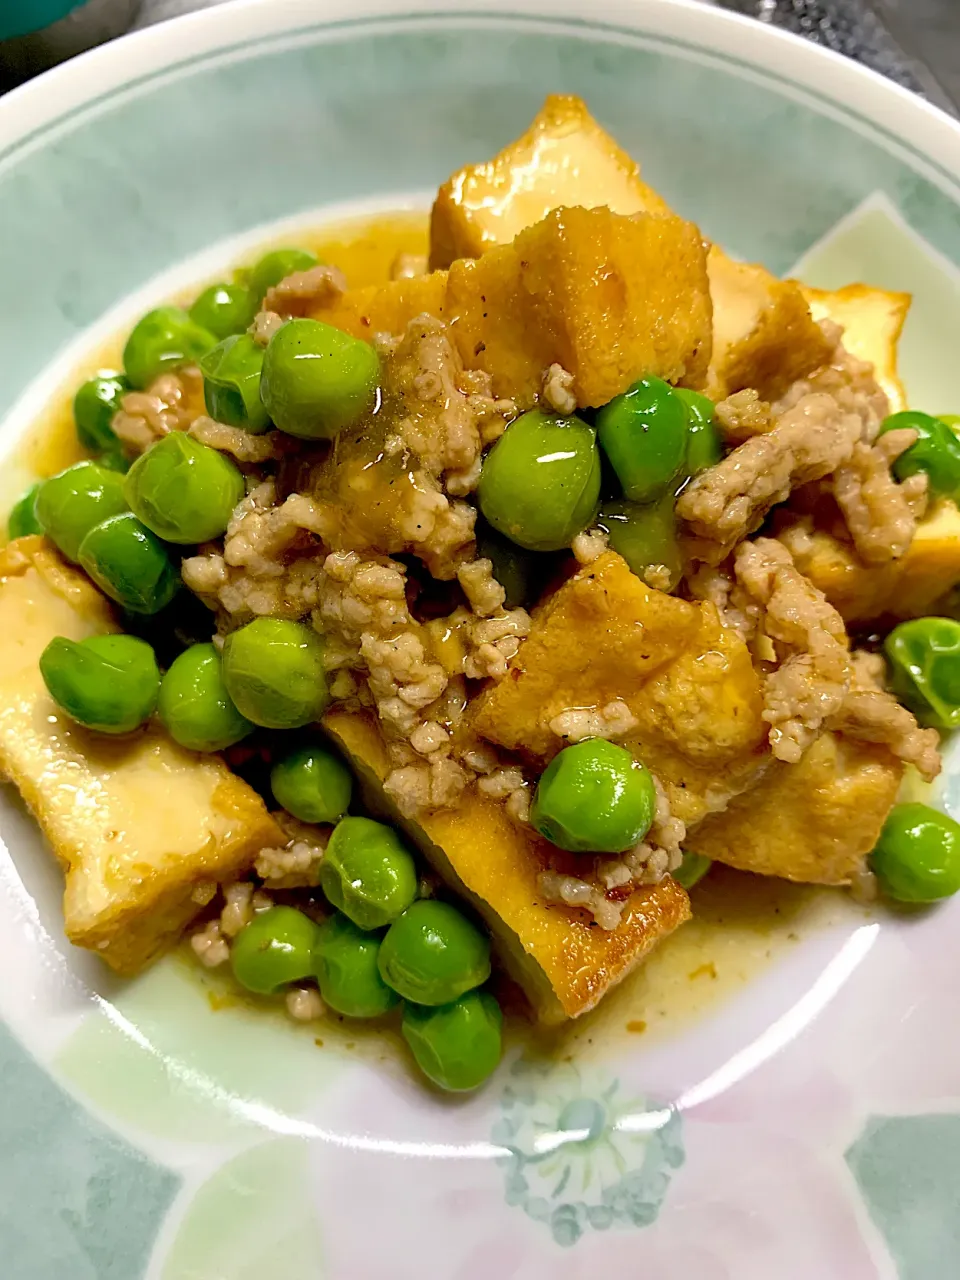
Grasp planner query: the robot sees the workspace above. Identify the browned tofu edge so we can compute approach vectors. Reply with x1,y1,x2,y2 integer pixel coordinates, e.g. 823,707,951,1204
0,537,284,975
325,707,691,1023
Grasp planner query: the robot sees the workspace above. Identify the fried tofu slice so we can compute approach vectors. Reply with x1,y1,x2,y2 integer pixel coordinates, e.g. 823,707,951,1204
0,537,283,974
429,93,670,270
324,708,690,1023
472,552,768,826
687,731,902,885
779,498,960,625
705,247,835,402
801,281,910,413
445,205,712,404
313,206,713,407
621,604,771,826
427,94,828,402
474,552,702,760
310,272,446,345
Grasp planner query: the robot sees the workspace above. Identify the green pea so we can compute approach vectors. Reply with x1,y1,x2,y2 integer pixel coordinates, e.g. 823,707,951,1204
98,449,132,474
271,744,352,824
35,461,128,562
157,643,252,752
477,410,601,552
78,513,180,616
530,739,656,854
885,617,960,730
674,388,714,426
73,371,129,453
124,433,245,544
402,990,503,1092
674,387,722,475
260,318,380,440
596,377,689,503
673,851,713,890
475,522,539,609
870,802,960,903
200,334,271,433
39,633,160,734
230,905,319,995
7,482,43,540
313,913,399,1018
684,422,722,479
378,900,491,1005
247,248,318,302
123,306,218,391
877,410,960,498
596,498,682,591
221,618,329,730
189,282,258,341
320,816,418,931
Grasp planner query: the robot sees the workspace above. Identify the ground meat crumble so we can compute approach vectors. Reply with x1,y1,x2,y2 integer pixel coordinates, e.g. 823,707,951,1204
832,430,926,564
541,363,577,415
189,881,273,967
715,388,773,443
112,368,204,454
733,537,851,763
679,326,924,574
828,649,941,781
189,416,290,465
549,700,638,744
572,528,609,565
255,815,330,888
263,263,347,317
678,390,862,563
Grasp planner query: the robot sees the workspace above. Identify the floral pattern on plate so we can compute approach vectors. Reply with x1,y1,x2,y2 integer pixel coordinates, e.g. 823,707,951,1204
493,1059,684,1246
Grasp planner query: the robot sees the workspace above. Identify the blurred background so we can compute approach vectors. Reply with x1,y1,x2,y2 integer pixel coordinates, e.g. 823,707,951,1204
0,0,957,113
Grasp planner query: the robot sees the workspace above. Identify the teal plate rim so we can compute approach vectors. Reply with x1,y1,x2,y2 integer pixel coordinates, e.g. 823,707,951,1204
3,0,960,199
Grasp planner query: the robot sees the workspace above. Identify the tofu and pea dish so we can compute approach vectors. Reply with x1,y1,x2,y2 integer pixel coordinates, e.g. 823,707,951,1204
6,97,960,1093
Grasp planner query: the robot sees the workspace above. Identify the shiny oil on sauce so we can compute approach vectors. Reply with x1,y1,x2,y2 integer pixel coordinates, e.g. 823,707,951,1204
13,211,848,1064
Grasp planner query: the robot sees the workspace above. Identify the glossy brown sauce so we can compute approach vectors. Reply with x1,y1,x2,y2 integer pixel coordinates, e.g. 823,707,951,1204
534,865,848,1060
15,211,846,1064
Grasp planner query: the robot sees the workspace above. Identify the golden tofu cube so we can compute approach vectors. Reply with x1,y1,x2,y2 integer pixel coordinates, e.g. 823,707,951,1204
782,497,960,625
312,207,713,408
0,537,283,974
324,708,691,1023
621,604,770,826
472,552,768,825
429,93,669,269
687,731,902,885
706,246,835,401
428,94,827,404
474,551,701,760
801,281,910,413
307,272,446,344
444,205,712,405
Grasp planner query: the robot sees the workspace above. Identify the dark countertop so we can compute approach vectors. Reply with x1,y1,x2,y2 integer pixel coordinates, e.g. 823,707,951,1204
721,0,957,111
